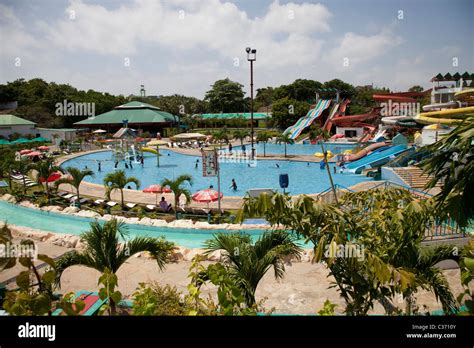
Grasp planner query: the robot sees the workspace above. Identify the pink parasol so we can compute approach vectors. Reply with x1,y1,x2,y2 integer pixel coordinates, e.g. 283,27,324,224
143,184,172,204
192,188,223,203
38,146,49,151
19,149,33,155
25,151,42,157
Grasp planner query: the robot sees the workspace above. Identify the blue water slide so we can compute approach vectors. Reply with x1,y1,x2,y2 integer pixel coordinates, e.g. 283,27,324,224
343,145,409,174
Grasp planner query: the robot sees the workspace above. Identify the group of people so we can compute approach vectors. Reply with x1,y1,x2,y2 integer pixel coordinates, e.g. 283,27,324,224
113,155,145,170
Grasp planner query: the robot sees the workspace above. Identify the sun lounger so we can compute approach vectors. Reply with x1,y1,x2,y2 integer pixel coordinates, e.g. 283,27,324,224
125,203,136,209
57,191,70,197
78,198,90,204
145,204,156,211
63,193,75,200
52,291,107,316
93,199,105,206
192,208,210,215
106,201,118,207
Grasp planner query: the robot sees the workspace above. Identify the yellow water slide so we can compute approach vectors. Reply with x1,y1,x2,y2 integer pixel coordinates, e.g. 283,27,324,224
414,106,474,125
454,89,474,103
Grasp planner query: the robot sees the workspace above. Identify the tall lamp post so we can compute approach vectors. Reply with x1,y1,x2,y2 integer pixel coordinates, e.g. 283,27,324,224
246,47,257,160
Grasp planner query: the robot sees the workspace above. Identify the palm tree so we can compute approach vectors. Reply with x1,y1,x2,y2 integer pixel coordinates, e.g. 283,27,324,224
55,218,175,314
55,167,94,207
212,130,229,149
161,174,193,217
103,170,140,208
204,230,302,306
31,158,63,197
11,158,33,194
421,117,473,228
256,131,272,157
313,127,338,204
232,129,249,146
276,133,294,157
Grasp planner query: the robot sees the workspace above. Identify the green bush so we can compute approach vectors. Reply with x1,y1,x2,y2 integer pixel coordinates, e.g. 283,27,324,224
132,282,191,316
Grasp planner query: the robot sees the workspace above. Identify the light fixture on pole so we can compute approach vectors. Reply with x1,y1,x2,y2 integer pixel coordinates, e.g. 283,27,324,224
246,47,257,161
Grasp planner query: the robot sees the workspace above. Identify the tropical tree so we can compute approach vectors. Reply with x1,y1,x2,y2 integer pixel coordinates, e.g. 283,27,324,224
421,117,474,228
232,129,248,146
103,170,140,207
203,230,302,307
276,133,294,157
10,158,34,194
237,188,458,315
55,167,94,207
271,97,310,130
161,174,193,217
31,158,63,197
212,130,229,149
55,218,175,314
256,131,272,157
204,78,246,113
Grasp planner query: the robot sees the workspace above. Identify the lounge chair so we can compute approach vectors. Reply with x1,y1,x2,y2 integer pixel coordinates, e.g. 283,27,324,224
193,208,210,215
106,201,118,208
145,204,156,212
57,191,70,197
78,198,90,204
125,203,136,209
52,291,107,316
63,193,75,200
92,199,105,206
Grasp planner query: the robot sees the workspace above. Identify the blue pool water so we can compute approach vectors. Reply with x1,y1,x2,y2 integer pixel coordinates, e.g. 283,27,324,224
0,200,263,248
61,149,371,196
238,142,359,156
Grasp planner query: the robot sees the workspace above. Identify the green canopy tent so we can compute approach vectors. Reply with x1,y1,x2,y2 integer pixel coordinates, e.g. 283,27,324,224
0,139,11,145
10,138,30,144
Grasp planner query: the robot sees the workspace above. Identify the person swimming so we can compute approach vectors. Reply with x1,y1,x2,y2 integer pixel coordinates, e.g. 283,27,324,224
230,179,237,191
275,163,280,168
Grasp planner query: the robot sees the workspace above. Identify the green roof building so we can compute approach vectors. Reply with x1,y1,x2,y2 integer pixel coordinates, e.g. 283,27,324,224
0,114,36,139
74,101,178,133
195,112,270,120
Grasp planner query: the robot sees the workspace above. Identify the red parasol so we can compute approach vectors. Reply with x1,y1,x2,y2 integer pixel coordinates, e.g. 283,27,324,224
192,188,223,203
25,151,42,157
143,184,172,204
38,146,49,151
19,149,33,155
39,172,62,183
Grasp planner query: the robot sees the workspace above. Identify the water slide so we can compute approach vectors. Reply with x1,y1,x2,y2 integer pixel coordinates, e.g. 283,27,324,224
455,89,474,104
324,99,350,132
342,145,408,174
414,106,474,125
331,107,381,126
142,147,159,155
283,99,331,139
342,142,387,162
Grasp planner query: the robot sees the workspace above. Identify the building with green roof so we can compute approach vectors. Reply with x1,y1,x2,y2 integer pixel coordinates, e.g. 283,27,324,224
74,101,178,134
0,114,36,139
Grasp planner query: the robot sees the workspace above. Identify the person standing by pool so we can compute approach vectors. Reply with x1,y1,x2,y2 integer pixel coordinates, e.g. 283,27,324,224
230,179,237,191
129,159,133,169
242,144,246,155
195,159,199,169
140,156,144,167
98,161,101,172
228,143,233,153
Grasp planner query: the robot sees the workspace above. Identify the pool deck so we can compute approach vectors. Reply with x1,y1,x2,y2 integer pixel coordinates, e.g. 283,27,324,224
54,146,380,210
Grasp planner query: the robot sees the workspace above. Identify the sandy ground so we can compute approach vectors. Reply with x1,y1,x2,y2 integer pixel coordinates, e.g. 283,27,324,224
1,236,467,315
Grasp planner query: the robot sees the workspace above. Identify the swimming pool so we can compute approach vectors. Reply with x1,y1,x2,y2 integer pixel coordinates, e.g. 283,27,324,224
237,142,359,156
61,149,372,196
0,200,262,248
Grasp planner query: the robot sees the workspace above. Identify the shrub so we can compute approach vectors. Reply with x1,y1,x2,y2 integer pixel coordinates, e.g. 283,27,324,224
132,282,191,316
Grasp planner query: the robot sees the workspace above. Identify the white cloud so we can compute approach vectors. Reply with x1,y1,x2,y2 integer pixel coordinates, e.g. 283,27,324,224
325,30,402,70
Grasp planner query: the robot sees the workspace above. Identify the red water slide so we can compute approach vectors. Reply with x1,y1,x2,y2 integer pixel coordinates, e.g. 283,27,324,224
342,141,387,162
331,107,382,126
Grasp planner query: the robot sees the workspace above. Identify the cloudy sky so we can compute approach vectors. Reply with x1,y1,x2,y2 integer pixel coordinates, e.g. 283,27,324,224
0,0,472,98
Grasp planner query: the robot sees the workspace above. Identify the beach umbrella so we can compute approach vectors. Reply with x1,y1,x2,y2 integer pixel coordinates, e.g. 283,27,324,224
192,188,223,208
39,172,62,183
11,138,30,144
93,129,106,134
38,146,49,151
25,151,42,157
19,149,33,155
143,184,172,204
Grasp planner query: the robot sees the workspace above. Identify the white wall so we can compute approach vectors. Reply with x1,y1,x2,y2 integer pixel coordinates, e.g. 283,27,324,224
335,127,364,138
0,125,36,138
421,128,452,145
